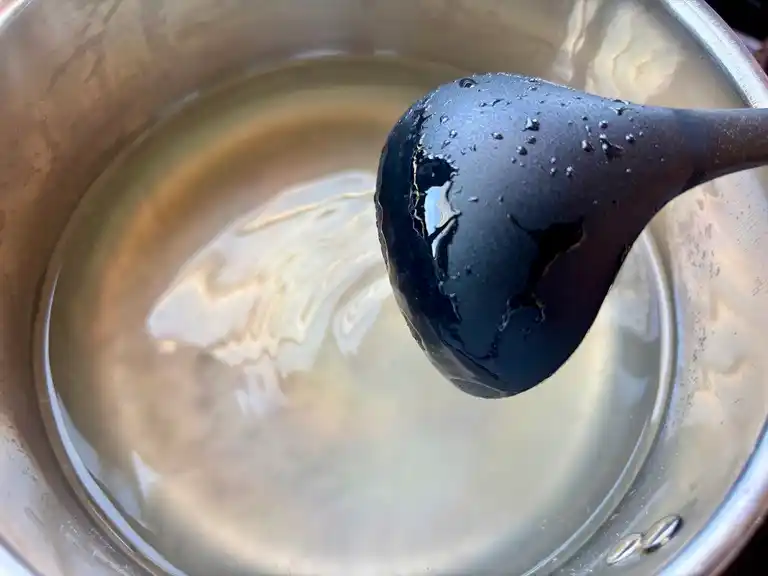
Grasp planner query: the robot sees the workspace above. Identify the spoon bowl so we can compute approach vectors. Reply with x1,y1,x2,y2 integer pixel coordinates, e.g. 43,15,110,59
376,73,768,398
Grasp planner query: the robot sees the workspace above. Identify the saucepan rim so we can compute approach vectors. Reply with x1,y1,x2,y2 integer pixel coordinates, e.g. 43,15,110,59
652,2,768,574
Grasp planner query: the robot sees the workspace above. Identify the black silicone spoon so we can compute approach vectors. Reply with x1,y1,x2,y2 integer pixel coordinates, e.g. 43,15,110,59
375,73,768,399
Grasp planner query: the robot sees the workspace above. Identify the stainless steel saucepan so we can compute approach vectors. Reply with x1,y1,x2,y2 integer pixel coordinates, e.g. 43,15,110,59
0,1,767,574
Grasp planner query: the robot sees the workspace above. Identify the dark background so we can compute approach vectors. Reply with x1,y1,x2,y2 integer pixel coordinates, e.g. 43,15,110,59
708,0,768,42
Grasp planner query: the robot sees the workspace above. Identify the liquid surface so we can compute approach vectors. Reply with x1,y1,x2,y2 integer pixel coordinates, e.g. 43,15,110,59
37,57,670,576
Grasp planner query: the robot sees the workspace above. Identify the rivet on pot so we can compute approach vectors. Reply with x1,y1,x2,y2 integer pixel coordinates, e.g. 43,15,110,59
641,515,683,552
606,533,643,566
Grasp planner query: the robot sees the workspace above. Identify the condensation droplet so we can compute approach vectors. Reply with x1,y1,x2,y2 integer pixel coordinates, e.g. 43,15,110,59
524,117,540,131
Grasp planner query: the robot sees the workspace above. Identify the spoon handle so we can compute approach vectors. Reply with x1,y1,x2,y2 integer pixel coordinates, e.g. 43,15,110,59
683,107,768,186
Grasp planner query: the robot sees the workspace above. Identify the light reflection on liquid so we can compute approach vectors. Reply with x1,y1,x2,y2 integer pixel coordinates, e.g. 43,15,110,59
147,171,386,417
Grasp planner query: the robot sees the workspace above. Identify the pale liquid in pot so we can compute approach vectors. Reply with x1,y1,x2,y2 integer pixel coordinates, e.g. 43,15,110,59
35,57,671,576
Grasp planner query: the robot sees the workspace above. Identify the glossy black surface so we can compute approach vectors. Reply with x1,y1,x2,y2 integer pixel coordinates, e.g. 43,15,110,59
375,73,768,398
